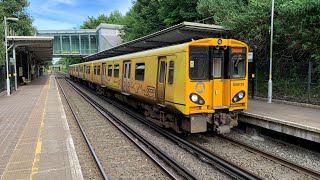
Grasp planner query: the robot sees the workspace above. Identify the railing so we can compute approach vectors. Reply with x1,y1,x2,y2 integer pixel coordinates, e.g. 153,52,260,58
249,61,320,105
53,49,98,55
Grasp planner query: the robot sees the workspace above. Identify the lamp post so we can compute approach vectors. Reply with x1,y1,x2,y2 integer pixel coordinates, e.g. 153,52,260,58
268,0,275,103
4,17,19,96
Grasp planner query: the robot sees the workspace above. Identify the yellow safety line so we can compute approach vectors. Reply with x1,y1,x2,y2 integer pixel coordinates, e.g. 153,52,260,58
30,76,51,180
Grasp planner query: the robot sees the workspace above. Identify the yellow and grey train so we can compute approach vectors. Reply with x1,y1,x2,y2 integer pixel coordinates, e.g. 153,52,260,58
69,38,248,134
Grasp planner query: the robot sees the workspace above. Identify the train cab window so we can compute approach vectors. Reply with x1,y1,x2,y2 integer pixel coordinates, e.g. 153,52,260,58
168,61,174,84
108,65,112,77
97,65,100,75
135,63,145,81
189,46,209,80
231,48,246,78
114,64,119,78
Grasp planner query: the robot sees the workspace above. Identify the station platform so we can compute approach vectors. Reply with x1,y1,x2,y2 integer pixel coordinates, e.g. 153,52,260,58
0,75,83,179
240,99,320,143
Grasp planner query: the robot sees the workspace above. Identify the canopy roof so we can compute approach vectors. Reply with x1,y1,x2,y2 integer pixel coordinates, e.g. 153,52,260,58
84,22,227,61
7,36,54,62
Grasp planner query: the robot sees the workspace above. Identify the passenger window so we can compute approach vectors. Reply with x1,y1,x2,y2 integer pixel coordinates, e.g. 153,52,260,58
94,66,97,75
97,65,100,75
135,63,145,81
168,61,174,84
114,64,119,78
108,65,112,77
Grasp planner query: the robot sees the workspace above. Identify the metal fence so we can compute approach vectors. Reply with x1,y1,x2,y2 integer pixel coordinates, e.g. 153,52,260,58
249,61,320,105
0,65,6,92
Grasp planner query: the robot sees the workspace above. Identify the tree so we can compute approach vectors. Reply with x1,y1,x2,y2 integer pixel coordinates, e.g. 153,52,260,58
121,0,165,42
55,57,83,72
158,0,202,27
0,0,35,65
81,10,125,29
121,0,202,41
197,0,320,63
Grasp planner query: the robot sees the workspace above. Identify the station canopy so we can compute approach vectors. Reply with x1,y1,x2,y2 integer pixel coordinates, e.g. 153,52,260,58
84,22,227,61
7,36,54,62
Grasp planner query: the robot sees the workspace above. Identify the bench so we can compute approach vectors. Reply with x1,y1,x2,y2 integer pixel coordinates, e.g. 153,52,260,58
22,77,30,85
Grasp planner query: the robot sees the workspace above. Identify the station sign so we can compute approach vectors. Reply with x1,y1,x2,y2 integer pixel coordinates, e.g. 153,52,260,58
248,52,253,63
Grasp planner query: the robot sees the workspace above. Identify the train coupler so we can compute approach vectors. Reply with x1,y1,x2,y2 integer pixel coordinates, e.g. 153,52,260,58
214,112,239,134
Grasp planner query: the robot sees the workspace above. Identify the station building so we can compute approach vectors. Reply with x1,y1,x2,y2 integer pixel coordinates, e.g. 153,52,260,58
2,23,123,95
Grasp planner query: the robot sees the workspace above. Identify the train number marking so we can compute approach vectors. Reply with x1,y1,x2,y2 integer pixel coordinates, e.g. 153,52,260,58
233,83,244,86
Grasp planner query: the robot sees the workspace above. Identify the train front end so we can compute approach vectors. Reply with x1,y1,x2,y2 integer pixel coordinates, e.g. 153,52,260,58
184,38,248,134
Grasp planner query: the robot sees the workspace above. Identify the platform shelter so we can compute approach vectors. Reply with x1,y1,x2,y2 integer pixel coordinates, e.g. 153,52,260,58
5,36,53,94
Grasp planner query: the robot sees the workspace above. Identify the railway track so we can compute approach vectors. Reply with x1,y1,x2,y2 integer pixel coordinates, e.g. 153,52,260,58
55,72,196,180
57,72,260,180
218,135,320,179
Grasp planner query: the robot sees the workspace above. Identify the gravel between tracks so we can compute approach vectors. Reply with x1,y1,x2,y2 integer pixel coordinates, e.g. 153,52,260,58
66,78,230,179
57,77,170,179
185,130,320,180
225,129,320,173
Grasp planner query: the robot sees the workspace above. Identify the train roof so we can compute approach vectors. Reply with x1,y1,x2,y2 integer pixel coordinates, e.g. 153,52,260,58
84,22,227,61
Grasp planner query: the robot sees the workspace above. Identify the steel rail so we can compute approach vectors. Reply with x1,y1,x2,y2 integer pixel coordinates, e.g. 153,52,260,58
57,72,197,180
220,135,320,179
55,74,109,180
103,99,260,180
62,73,260,180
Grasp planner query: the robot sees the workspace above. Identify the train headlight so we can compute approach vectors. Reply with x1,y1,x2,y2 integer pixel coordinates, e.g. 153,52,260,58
191,94,198,102
233,96,238,102
189,93,205,105
238,92,244,99
232,90,246,103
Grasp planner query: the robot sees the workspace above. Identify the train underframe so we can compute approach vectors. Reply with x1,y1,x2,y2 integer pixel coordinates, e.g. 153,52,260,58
73,77,239,134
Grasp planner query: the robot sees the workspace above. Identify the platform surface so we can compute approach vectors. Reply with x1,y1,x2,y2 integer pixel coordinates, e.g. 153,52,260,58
241,99,320,142
0,75,83,179
245,99,320,132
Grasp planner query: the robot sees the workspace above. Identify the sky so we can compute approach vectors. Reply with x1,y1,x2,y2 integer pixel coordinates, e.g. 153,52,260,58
27,0,132,30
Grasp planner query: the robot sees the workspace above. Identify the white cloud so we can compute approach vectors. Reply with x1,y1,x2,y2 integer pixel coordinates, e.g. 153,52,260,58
34,18,76,30
28,0,132,30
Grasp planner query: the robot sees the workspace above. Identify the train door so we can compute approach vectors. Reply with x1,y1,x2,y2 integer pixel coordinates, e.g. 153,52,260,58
157,57,167,104
212,50,224,108
83,65,85,79
122,61,131,93
102,63,106,84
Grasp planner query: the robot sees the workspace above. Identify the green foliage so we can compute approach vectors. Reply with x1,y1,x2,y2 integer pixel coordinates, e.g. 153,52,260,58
158,0,202,27
197,0,320,64
55,57,83,71
81,10,125,29
0,0,35,65
121,0,165,42
120,0,202,42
